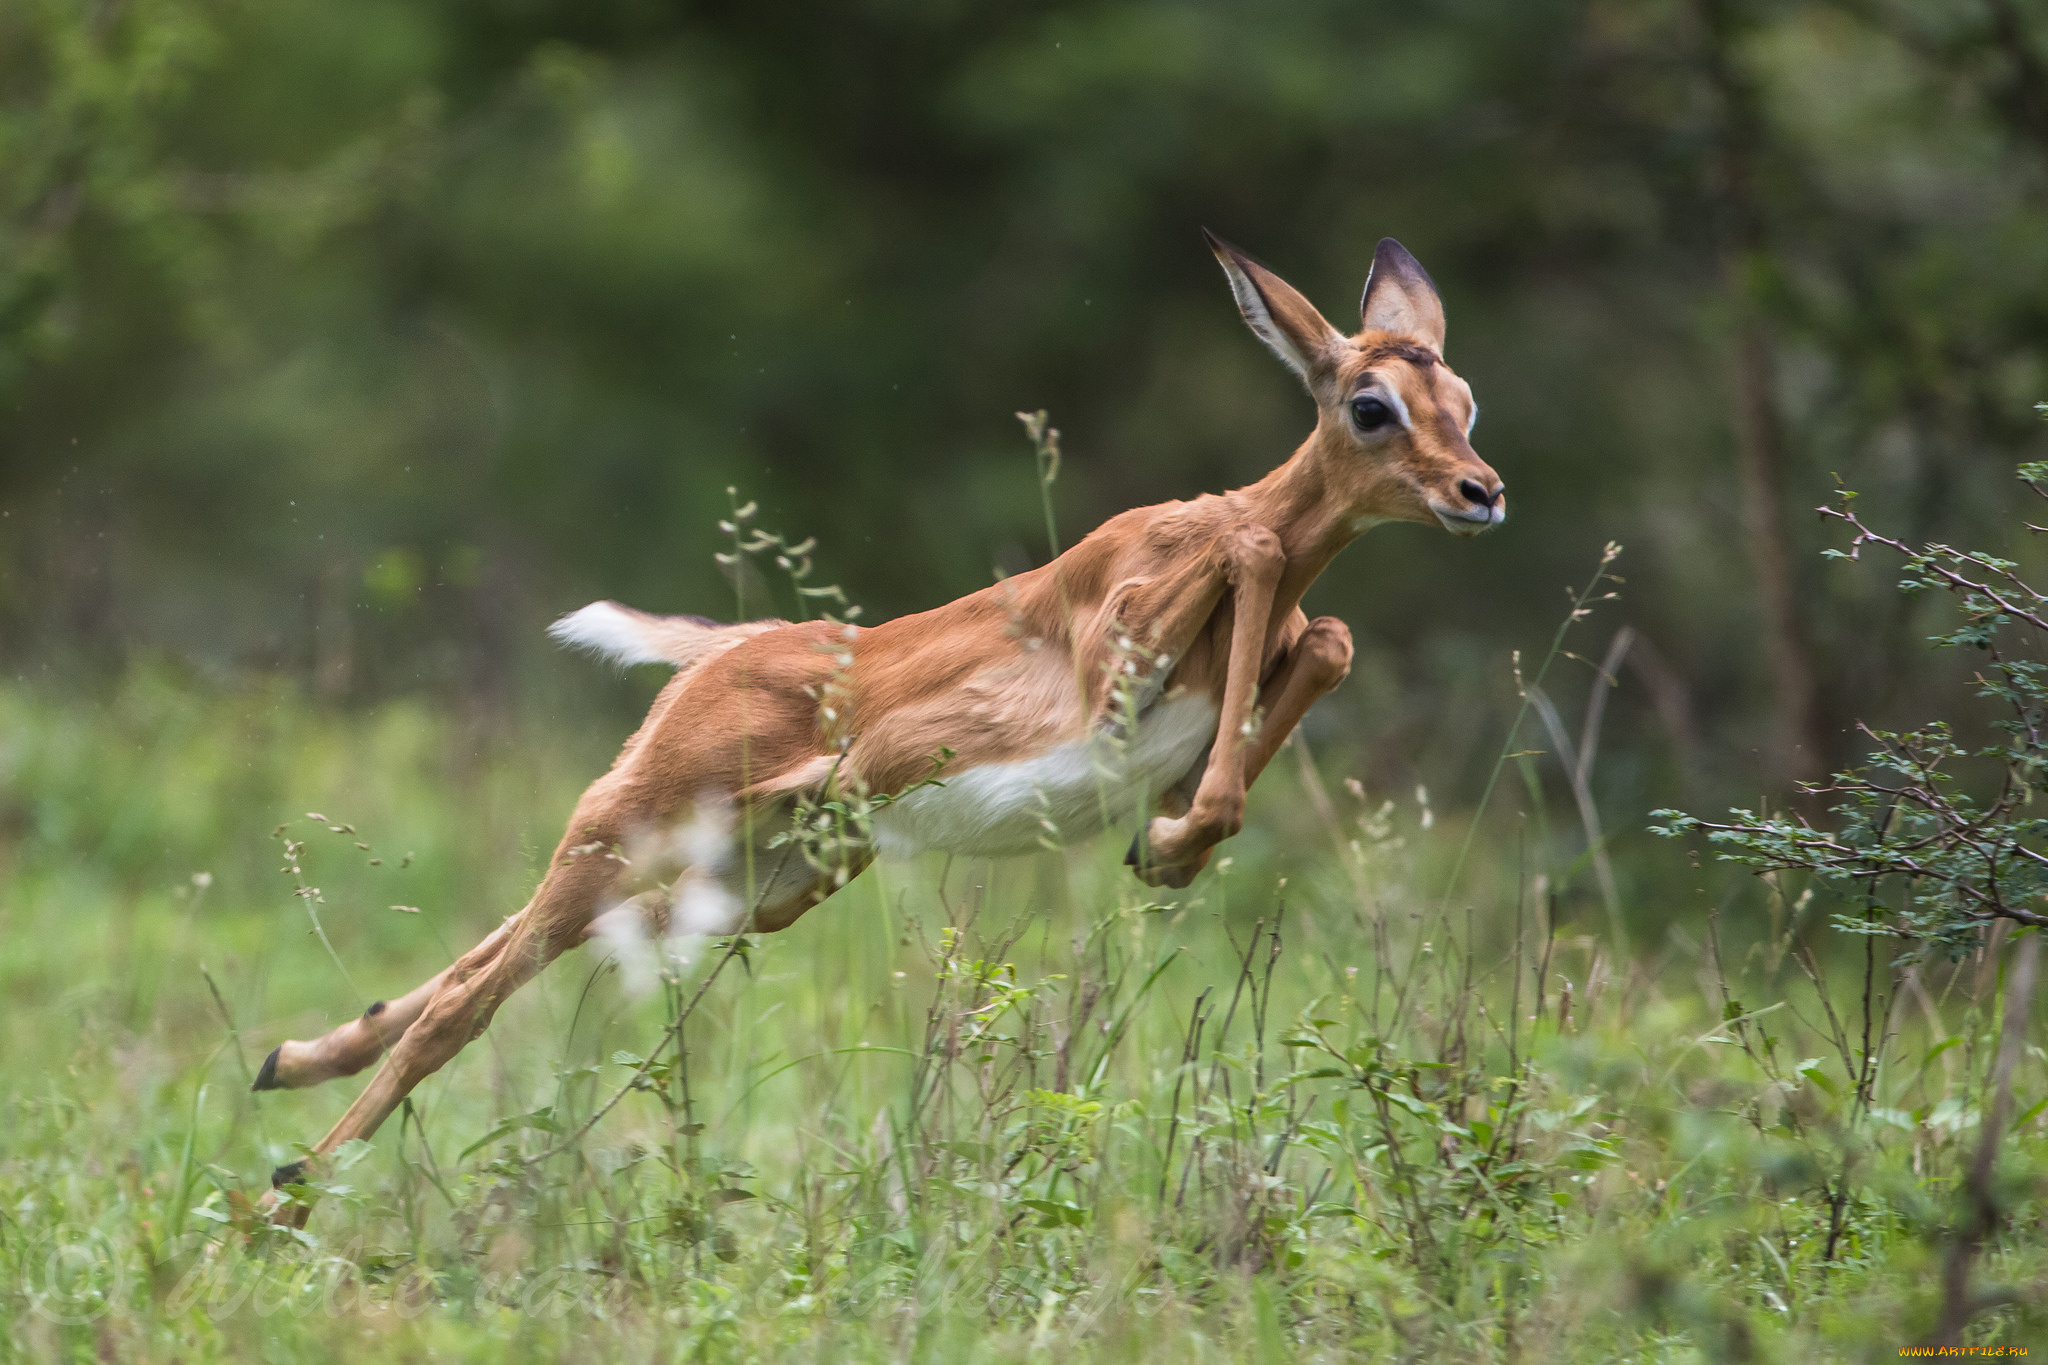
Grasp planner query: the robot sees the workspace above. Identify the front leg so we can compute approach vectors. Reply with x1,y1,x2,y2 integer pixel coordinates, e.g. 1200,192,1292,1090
1129,614,1353,885
1138,524,1287,886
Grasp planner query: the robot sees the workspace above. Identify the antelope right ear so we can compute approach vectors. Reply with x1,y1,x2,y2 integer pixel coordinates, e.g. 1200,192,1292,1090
1360,237,1446,353
1205,229,1346,394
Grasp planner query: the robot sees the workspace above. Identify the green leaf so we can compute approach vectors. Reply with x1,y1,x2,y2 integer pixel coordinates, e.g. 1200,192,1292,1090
1921,1036,1962,1068
1796,1059,1840,1099
1017,1198,1087,1228
1384,1091,1435,1120
330,1138,375,1173
459,1106,560,1162
1559,1141,1616,1170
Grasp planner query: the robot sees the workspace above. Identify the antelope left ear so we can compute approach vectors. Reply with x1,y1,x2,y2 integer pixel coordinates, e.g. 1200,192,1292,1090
1205,229,1347,396
1360,237,1446,353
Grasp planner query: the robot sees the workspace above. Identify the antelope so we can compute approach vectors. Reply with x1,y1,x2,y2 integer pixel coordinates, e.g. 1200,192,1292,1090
252,232,1503,1224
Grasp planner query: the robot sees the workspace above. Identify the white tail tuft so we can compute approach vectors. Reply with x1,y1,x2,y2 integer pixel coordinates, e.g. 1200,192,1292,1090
549,600,785,671
549,601,678,667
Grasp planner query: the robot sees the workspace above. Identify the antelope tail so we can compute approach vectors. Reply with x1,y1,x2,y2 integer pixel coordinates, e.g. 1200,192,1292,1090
548,601,785,671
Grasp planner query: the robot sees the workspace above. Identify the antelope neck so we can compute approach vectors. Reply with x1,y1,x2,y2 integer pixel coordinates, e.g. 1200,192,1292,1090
1241,440,1365,593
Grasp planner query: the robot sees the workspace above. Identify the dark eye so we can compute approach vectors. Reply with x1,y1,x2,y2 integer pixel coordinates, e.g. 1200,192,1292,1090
1350,396,1393,431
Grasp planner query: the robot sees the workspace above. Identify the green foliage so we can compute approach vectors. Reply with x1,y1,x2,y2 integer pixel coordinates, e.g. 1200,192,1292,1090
5,0,2048,795
1656,467,2048,955
2,670,2045,1361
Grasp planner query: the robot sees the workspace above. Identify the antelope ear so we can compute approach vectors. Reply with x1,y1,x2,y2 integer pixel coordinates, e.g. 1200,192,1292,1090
1204,229,1346,394
1359,237,1446,353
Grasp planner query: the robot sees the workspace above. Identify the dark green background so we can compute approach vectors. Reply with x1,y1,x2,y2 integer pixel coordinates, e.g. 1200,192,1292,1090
5,0,2046,806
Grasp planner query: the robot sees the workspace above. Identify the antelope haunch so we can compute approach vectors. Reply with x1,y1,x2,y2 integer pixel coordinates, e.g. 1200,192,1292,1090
253,233,1503,1224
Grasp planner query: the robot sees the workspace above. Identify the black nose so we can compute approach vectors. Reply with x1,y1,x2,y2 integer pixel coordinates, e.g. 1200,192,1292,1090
1459,478,1499,508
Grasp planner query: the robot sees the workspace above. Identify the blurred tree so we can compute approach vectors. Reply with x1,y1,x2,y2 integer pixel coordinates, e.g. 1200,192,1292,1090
1,0,222,650
1692,0,1825,785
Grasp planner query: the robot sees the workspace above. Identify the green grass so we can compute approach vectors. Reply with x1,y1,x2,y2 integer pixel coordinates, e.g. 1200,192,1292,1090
1,667,2044,1362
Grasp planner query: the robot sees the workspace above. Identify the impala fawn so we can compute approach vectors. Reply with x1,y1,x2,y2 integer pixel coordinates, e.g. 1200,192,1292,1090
253,232,1503,1224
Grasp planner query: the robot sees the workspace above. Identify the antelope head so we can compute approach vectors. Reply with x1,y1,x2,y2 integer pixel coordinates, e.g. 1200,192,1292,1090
1207,231,1504,538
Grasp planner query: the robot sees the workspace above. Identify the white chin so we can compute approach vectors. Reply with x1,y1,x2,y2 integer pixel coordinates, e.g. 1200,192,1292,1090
1432,508,1501,537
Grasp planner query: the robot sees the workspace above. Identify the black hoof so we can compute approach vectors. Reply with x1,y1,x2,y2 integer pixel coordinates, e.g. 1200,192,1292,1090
1125,831,1144,868
252,1047,282,1092
271,1160,308,1190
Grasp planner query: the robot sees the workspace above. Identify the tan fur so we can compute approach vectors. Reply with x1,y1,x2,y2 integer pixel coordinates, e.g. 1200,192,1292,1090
255,233,1503,1224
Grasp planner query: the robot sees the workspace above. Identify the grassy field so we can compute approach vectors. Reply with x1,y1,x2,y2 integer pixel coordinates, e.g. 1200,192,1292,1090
1,666,2044,1362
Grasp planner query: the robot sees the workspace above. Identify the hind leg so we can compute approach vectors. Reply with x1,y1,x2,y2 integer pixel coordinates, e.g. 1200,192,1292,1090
263,850,618,1226
257,784,835,1101
253,920,516,1092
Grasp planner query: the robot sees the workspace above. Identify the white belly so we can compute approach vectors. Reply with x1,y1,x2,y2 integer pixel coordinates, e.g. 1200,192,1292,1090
870,693,1219,860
